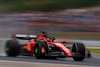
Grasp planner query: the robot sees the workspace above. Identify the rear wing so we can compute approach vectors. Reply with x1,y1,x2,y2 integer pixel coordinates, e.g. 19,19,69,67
12,34,37,40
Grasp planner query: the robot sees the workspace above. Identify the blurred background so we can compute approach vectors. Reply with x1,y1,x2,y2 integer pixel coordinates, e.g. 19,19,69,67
0,0,100,56
0,0,100,39
0,1,100,67
0,0,100,33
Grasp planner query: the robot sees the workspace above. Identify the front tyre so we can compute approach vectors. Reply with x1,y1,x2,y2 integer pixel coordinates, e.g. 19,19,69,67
5,40,20,57
72,43,85,61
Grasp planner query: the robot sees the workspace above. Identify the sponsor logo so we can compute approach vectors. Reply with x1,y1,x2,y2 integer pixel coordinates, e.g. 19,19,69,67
27,43,31,51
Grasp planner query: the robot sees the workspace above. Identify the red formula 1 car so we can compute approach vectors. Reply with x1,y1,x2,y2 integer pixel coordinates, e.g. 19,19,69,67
5,31,91,61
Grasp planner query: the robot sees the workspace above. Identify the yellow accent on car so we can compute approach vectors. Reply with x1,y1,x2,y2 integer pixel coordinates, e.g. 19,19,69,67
35,47,38,53
60,45,65,47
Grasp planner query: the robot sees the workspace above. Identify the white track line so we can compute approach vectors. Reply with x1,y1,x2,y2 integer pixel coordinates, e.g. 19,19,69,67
92,55,100,59
0,60,98,67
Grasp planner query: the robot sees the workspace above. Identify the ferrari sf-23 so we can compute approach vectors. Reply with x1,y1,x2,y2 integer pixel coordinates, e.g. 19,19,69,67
5,32,91,61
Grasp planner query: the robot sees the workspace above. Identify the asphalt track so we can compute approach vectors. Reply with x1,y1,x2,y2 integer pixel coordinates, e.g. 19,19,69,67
0,39,100,67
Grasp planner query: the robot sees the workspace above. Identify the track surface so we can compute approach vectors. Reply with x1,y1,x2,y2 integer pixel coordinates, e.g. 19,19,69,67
0,39,100,67
0,56,100,67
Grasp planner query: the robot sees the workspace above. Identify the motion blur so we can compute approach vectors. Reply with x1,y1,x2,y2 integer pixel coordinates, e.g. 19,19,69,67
0,0,100,67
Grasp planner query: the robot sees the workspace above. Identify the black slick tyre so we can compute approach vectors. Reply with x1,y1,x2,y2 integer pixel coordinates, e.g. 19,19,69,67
34,41,48,59
72,43,85,61
5,40,20,57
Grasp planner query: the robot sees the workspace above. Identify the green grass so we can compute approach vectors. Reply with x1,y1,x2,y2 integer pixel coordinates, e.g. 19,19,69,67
88,49,100,56
0,0,100,13
49,32,100,40
0,32,100,40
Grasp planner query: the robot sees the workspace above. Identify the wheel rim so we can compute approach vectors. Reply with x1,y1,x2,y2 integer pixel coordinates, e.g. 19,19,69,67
35,42,41,58
35,45,40,57
35,47,38,53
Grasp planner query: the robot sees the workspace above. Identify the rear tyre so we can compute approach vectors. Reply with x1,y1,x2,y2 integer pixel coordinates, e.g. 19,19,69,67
5,40,20,57
34,41,48,59
72,43,85,61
